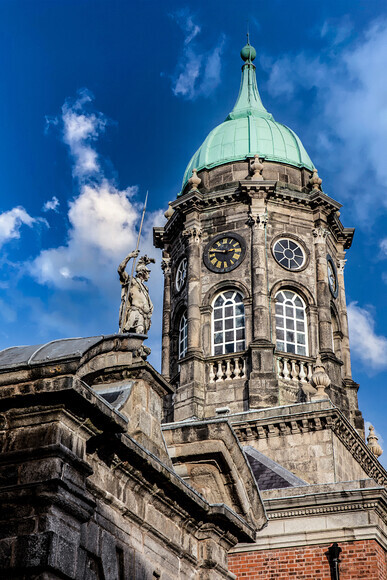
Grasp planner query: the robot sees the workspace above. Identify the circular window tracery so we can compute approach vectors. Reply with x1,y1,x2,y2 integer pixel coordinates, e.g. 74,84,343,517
273,239,305,270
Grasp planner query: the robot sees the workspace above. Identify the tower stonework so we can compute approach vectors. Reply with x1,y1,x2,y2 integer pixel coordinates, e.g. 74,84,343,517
154,40,387,580
154,41,363,435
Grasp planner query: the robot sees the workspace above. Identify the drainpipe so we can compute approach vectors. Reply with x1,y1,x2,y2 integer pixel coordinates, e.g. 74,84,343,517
328,542,342,580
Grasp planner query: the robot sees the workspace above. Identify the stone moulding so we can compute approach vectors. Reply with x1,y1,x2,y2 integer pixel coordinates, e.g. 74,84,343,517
0,372,258,545
231,404,387,486
153,180,354,250
263,484,387,525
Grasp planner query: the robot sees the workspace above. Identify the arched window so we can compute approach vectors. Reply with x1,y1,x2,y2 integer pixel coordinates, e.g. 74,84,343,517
178,312,188,359
275,290,308,356
212,290,245,355
331,308,341,358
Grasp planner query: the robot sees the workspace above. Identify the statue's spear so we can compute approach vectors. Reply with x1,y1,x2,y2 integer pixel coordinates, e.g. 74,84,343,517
119,191,148,333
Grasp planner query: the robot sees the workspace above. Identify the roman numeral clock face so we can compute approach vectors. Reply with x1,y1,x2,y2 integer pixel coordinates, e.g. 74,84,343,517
204,233,246,273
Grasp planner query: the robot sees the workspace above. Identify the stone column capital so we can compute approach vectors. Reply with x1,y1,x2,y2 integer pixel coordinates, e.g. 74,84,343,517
161,257,171,276
312,226,329,242
248,212,268,229
338,259,347,273
182,227,202,244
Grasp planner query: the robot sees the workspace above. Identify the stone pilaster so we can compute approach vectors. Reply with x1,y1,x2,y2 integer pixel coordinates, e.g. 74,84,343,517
182,225,202,355
174,221,205,421
337,257,352,379
161,254,172,380
247,191,277,409
313,225,333,354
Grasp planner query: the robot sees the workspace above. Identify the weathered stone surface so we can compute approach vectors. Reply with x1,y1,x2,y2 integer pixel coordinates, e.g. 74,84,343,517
229,402,387,487
0,334,259,579
155,174,362,433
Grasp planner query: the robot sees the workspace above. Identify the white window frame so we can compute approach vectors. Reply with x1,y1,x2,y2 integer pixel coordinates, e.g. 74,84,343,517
275,290,308,356
211,290,245,355
178,311,188,359
175,257,188,292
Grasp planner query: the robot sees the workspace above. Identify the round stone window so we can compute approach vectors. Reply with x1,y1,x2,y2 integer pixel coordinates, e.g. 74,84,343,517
273,238,305,271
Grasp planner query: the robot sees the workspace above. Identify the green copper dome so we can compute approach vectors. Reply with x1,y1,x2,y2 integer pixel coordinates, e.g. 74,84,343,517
182,41,314,189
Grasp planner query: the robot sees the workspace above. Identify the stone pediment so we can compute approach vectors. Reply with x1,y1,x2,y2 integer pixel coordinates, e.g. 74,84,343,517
162,417,267,536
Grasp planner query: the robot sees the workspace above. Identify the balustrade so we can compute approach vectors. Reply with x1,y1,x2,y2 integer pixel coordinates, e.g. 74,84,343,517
276,354,314,383
208,355,246,383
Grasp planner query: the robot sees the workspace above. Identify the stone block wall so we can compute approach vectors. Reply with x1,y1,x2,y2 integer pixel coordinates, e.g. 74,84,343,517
228,539,387,579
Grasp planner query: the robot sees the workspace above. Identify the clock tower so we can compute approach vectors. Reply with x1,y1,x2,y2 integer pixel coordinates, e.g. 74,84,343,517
154,40,363,434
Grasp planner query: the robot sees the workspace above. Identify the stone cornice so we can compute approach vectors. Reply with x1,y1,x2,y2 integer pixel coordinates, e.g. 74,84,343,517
231,403,387,486
262,484,387,526
230,482,387,552
154,183,354,250
328,211,355,249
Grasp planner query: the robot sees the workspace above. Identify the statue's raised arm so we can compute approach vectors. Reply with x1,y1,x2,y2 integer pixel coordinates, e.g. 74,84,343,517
118,249,139,285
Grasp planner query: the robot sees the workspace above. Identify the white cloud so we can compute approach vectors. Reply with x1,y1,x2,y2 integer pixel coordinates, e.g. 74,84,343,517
169,10,225,100
0,207,41,248
31,180,140,289
30,90,164,358
347,301,387,371
320,16,353,46
42,196,60,212
54,89,107,179
380,238,387,256
263,19,387,221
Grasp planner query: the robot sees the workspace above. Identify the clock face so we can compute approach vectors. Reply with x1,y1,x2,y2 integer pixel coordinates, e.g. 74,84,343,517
204,233,246,273
327,256,338,298
175,257,187,292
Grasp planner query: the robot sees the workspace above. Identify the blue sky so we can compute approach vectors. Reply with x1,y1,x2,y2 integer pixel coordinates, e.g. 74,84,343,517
0,0,386,465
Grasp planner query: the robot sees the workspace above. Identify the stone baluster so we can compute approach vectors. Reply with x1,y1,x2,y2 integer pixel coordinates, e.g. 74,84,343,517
240,358,246,378
277,357,283,379
299,362,307,383
225,359,232,380
209,363,215,384
283,358,290,380
290,359,298,380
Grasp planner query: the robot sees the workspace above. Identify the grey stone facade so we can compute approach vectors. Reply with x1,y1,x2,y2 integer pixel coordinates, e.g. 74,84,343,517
0,334,266,579
154,159,363,434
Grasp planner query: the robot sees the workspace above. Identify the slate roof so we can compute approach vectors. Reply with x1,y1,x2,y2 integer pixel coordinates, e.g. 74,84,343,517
0,336,105,370
244,445,307,490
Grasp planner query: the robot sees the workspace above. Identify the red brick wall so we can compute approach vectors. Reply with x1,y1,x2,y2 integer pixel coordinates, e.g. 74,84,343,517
228,540,387,580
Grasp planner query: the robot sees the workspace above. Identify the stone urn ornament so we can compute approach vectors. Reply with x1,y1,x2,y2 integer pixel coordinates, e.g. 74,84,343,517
367,425,383,458
250,154,264,180
188,168,201,191
310,356,330,400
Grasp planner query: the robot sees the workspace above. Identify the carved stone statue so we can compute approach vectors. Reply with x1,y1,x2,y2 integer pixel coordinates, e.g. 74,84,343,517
118,250,155,335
